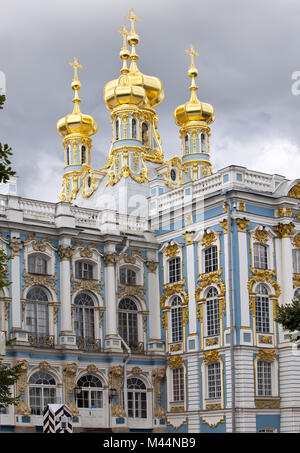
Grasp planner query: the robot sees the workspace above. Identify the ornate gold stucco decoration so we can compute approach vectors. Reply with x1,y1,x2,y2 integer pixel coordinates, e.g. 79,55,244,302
15,360,31,417
253,229,269,243
168,355,184,368
9,240,23,257
182,231,195,246
248,268,280,298
58,246,74,261
108,365,125,419
104,252,118,267
203,350,221,363
152,367,166,420
288,181,300,199
292,233,300,248
62,362,78,412
256,348,276,361
236,218,250,233
165,243,179,258
146,260,159,273
23,271,58,297
201,231,216,247
274,222,295,238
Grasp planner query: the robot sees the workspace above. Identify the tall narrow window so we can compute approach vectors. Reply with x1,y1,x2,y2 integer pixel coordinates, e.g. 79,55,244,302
81,145,86,164
169,257,181,283
142,122,148,145
293,249,300,274
255,284,270,333
254,243,268,269
66,146,70,165
76,375,103,409
29,371,56,415
171,296,183,343
184,134,189,153
204,246,218,273
257,360,272,396
172,367,184,402
127,378,147,419
115,119,119,140
26,287,49,337
206,287,220,336
118,298,138,348
132,118,137,139
207,362,221,399
28,255,47,275
74,292,95,342
201,133,206,152
75,261,93,280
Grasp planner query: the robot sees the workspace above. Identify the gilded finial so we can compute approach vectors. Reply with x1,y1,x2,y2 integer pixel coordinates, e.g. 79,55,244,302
185,44,199,103
118,25,130,74
69,57,83,113
125,9,141,72
125,8,141,36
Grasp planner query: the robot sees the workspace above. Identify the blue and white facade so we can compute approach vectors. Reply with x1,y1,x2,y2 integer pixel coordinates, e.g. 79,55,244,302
1,10,300,434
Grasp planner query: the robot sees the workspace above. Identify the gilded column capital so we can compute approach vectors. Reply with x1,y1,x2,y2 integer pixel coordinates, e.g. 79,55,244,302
182,231,195,246
236,217,250,233
9,240,23,257
104,252,118,267
201,231,216,247
58,246,73,261
219,219,232,234
274,222,295,238
146,260,159,273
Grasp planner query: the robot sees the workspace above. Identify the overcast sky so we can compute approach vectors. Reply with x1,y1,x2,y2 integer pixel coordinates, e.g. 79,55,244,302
1,0,300,202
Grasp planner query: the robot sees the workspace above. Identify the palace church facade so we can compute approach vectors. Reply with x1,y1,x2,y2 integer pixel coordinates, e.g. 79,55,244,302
1,9,300,433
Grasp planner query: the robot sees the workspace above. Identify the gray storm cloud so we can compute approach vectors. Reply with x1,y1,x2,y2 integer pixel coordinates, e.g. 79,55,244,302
0,0,300,201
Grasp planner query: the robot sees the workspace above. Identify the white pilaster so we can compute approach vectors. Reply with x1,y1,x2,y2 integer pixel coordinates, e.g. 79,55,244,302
147,252,164,354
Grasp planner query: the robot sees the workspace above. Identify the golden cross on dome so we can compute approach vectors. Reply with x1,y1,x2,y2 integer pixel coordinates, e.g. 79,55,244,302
125,8,141,33
118,24,129,47
69,57,82,81
185,44,199,67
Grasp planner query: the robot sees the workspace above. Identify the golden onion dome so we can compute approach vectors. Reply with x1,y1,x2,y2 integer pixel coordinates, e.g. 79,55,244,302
174,45,215,128
57,57,98,138
103,10,164,111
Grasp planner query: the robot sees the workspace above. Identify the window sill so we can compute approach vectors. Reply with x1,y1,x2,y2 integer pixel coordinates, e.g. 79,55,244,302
255,397,280,409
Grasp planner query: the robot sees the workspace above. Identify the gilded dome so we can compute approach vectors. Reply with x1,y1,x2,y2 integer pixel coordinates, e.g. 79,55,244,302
57,58,98,138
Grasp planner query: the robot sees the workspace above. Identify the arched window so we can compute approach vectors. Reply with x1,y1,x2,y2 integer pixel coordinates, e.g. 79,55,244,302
204,246,218,273
172,367,184,402
120,267,137,285
115,119,119,140
132,118,137,139
201,133,206,152
171,296,183,343
142,122,149,145
293,249,300,274
28,254,47,275
81,145,86,164
254,243,268,270
74,292,95,342
184,134,189,153
29,371,56,415
206,287,219,336
118,298,138,348
76,375,103,409
75,261,93,280
127,378,147,419
26,287,49,336
255,284,270,333
168,257,181,283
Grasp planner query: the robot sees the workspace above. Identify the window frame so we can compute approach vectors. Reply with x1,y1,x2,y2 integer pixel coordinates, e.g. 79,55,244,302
75,374,103,410
253,243,268,270
127,377,147,419
28,254,48,275
204,245,218,274
75,260,94,280
255,284,270,334
168,257,181,283
207,361,222,399
28,371,57,416
118,297,139,348
206,287,220,337
25,286,50,337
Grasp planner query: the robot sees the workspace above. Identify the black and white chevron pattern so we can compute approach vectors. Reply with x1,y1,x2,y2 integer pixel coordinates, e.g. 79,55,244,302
43,404,73,433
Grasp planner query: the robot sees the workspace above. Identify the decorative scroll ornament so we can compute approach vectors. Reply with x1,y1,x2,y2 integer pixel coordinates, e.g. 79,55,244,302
292,233,300,248
195,270,226,299
129,366,146,377
201,231,216,247
23,271,58,296
152,367,166,419
108,365,125,419
104,252,118,267
71,274,103,296
248,268,280,298
9,240,23,257
62,363,78,412
86,364,98,375
165,243,179,258
256,348,276,361
168,355,184,368
253,229,269,243
146,260,159,273
236,218,250,233
274,222,295,238
203,350,221,363
58,246,74,261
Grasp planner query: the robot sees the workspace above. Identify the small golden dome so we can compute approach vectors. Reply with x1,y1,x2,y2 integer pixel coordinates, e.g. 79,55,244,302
103,10,164,111
57,57,98,138
174,45,215,128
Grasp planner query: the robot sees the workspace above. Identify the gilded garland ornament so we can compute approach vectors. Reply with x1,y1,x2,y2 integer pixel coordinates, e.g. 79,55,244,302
203,350,221,363
253,229,269,243
256,348,276,361
165,243,179,258
168,355,184,368
201,231,216,247
58,246,74,261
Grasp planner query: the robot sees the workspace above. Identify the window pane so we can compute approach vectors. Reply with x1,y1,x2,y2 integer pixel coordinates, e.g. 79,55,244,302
206,289,219,336
173,368,184,402
293,250,300,274
204,246,218,273
255,286,270,333
169,257,181,283
207,362,221,399
254,244,268,269
257,361,272,396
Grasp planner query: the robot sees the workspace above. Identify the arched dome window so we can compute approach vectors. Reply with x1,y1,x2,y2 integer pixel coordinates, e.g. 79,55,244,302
142,122,149,145
132,118,137,139
29,371,56,415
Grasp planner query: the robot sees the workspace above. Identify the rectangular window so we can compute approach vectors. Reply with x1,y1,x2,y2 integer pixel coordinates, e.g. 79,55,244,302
255,296,270,333
254,244,268,270
28,255,47,274
120,268,136,285
206,299,220,336
204,246,218,273
75,261,93,280
293,249,300,274
172,368,184,403
207,362,221,399
257,361,272,396
169,257,181,283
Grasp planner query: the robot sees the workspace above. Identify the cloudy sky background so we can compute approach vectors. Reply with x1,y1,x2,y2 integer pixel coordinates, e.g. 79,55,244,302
1,0,300,202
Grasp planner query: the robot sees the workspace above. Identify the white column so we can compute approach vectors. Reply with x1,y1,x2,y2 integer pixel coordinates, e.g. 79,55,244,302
236,219,251,328
147,253,164,354
183,232,197,336
104,245,122,351
9,239,22,332
281,236,294,305
58,240,76,348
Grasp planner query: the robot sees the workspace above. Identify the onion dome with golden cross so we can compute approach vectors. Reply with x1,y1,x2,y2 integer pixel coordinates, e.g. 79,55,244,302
56,58,98,202
174,45,215,181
